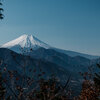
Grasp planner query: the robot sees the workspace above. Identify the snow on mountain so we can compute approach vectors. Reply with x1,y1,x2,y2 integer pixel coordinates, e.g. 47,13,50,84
1,34,99,59
1,34,50,53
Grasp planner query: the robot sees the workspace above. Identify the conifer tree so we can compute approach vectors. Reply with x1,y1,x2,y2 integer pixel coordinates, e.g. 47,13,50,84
0,0,4,19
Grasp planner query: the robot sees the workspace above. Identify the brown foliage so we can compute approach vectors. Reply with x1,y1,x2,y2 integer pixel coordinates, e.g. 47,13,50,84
78,80,99,100
77,67,100,100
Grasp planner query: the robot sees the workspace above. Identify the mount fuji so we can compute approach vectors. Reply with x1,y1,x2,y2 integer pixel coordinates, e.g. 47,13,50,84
1,34,99,59
1,34,50,53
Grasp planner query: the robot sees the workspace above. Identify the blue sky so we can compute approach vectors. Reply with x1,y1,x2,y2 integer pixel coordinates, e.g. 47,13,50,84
0,0,100,55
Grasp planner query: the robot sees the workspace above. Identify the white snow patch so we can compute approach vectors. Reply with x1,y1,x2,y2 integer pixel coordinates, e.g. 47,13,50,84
2,34,50,49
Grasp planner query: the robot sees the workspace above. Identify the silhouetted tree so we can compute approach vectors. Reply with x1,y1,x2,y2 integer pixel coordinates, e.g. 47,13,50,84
94,64,100,87
0,0,4,19
0,72,6,100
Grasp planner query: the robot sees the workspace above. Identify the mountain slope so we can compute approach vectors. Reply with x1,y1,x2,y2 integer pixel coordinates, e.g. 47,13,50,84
1,34,99,59
1,34,50,53
54,48,99,60
0,48,86,96
0,48,70,81
27,47,91,72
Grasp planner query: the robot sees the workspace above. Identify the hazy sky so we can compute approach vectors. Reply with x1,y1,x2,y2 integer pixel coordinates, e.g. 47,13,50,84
0,0,100,55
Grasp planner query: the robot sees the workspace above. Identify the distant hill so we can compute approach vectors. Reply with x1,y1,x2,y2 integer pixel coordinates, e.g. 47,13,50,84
26,47,91,72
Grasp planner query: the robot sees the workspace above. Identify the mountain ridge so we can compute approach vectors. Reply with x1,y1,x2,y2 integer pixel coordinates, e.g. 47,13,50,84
1,34,50,51
1,34,99,59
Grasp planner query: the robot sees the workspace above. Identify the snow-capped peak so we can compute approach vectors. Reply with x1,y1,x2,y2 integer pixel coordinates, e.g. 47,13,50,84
1,34,50,52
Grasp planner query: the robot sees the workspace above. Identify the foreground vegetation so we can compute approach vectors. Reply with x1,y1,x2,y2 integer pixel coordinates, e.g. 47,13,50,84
0,59,100,100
